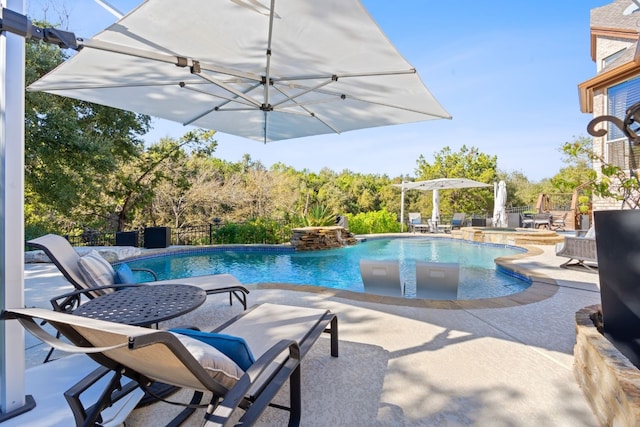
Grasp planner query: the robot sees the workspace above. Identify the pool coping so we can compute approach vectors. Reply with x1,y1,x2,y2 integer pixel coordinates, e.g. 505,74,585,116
251,245,559,309
121,237,557,309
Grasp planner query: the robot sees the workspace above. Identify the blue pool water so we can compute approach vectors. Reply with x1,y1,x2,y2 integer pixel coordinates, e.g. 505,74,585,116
124,237,530,299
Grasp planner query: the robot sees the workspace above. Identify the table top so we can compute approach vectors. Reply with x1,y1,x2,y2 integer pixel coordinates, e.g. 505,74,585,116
73,284,206,326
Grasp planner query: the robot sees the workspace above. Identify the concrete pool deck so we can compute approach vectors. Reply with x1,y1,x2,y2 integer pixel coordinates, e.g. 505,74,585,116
16,239,601,426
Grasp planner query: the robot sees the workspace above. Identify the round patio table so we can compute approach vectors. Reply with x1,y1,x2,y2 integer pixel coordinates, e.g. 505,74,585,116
73,284,206,326
72,284,207,406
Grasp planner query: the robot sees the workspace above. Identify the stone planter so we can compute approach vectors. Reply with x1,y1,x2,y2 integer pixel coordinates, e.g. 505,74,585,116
574,305,640,425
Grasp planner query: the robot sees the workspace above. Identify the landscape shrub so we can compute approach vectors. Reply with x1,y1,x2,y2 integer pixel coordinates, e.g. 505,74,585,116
346,210,400,234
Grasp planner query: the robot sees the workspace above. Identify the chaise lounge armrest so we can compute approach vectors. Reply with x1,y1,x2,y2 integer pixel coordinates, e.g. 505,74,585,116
3,303,338,426
204,339,302,426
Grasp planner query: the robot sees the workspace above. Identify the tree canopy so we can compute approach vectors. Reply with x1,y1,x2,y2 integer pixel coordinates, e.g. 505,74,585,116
24,23,592,237
413,145,497,216
25,31,151,233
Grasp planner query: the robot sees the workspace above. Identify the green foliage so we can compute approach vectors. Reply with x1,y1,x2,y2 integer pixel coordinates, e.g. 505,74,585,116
25,34,150,230
304,205,336,226
346,210,400,234
550,136,596,194
111,131,218,231
496,170,539,208
414,145,496,215
562,137,640,209
212,218,290,244
25,223,55,244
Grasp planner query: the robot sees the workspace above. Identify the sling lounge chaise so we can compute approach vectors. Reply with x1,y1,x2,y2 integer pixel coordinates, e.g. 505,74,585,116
27,234,249,310
2,303,338,426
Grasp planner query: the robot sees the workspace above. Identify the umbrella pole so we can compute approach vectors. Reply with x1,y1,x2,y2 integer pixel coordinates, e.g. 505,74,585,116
400,181,405,232
0,0,32,420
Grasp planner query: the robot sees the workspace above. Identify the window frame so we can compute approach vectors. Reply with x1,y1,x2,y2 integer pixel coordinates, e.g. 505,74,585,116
606,77,640,169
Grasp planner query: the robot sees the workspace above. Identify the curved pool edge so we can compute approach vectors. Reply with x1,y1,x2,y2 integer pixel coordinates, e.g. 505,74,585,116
29,234,559,310
249,244,559,310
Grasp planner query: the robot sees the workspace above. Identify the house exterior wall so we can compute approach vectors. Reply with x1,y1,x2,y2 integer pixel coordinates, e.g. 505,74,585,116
595,37,634,72
585,0,640,211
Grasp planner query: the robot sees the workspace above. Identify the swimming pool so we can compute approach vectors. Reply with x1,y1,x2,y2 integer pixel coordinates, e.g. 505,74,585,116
124,237,530,299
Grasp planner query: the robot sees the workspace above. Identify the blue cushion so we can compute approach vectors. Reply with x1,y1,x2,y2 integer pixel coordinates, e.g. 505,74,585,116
451,219,462,226
169,329,255,370
114,263,136,285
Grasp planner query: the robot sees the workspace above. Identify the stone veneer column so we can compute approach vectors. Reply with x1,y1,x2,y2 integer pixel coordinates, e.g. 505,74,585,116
574,305,640,425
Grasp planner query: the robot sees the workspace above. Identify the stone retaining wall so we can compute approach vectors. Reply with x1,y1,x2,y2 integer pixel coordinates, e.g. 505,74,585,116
290,226,357,251
574,304,640,426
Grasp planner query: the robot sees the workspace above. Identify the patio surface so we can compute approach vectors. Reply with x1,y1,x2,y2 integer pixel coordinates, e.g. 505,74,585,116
16,240,601,426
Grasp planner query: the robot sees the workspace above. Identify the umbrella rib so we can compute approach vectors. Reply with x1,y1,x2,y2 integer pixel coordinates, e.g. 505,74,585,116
339,93,452,119
80,39,263,83
270,85,341,134
272,68,418,83
270,77,337,109
26,81,188,92
273,80,450,119
189,72,262,109
180,83,261,126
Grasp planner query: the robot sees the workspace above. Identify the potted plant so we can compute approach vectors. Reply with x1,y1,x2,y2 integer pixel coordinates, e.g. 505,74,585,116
577,195,591,230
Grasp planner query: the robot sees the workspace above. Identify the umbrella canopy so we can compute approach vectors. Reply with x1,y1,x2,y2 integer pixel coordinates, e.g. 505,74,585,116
399,178,493,191
493,180,507,228
28,0,451,143
4,0,453,415
393,178,492,229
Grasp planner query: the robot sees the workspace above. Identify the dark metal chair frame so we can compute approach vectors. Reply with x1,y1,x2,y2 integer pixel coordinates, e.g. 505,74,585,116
27,234,249,310
3,304,338,426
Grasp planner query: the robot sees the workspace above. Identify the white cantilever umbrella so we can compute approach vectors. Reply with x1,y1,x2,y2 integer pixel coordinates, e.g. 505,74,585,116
28,0,451,143
493,180,508,228
401,178,492,191
394,178,492,230
3,0,451,415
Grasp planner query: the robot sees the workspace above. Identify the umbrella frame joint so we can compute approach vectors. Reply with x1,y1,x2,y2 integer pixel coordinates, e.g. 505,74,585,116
0,7,78,49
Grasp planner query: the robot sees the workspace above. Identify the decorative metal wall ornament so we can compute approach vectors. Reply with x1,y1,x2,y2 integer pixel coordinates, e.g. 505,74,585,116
587,100,640,144
587,101,640,210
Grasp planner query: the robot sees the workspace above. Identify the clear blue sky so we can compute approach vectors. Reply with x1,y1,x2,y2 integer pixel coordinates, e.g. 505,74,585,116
26,0,612,181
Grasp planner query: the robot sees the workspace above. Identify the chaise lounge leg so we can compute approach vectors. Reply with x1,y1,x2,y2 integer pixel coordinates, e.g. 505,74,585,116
231,290,248,310
288,364,302,427
64,366,132,427
165,391,204,427
325,315,339,357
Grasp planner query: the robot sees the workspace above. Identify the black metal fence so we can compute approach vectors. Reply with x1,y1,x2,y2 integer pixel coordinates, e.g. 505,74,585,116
58,220,291,248
65,230,117,247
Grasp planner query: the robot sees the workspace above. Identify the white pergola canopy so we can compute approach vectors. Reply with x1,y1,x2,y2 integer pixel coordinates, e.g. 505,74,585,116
29,0,451,143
